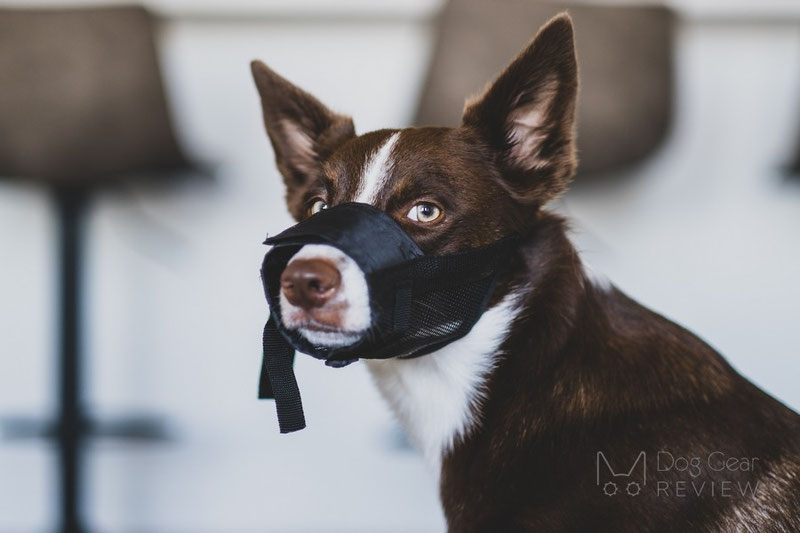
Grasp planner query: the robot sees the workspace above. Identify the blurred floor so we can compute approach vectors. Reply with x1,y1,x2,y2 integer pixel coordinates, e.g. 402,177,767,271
1,3,799,532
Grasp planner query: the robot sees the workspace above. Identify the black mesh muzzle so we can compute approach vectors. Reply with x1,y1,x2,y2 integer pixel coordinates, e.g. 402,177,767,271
259,202,518,432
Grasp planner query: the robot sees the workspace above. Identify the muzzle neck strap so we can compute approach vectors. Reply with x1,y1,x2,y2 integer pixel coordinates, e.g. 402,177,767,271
259,317,306,433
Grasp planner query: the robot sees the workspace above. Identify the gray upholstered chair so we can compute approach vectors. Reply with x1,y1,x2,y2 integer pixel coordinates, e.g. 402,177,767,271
0,6,193,532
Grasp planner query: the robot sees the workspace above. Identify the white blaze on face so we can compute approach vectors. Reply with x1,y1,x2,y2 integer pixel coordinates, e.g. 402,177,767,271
280,132,401,347
355,132,400,204
279,244,370,347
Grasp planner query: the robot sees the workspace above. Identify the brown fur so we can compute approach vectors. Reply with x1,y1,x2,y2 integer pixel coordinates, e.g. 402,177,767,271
253,13,800,532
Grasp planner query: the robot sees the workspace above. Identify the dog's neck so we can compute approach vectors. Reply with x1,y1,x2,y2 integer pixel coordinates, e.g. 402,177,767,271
365,287,527,469
365,214,585,470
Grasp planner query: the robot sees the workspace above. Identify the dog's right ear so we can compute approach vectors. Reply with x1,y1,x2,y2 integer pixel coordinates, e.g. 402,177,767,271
251,61,355,213
461,14,578,207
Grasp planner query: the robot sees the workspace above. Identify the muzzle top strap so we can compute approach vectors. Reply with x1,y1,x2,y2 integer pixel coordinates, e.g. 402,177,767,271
260,317,306,433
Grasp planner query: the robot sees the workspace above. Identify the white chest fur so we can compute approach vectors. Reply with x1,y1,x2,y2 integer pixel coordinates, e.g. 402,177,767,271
365,289,526,470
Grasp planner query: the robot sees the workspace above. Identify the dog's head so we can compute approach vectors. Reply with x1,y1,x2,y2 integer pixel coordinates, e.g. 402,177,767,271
252,14,577,348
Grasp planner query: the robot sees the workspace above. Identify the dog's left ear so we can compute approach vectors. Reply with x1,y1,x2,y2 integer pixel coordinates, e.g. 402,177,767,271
462,13,578,206
251,61,355,218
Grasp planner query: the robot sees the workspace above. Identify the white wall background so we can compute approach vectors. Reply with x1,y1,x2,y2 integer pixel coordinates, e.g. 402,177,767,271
1,1,799,531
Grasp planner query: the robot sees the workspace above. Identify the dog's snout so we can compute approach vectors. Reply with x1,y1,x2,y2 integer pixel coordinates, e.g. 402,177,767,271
281,258,341,309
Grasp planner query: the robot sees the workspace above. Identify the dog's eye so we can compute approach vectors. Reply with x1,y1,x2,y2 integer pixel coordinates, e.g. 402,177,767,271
310,199,328,215
406,202,442,224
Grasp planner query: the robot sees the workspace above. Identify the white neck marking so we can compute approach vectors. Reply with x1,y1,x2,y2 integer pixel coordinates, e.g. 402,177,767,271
365,288,526,470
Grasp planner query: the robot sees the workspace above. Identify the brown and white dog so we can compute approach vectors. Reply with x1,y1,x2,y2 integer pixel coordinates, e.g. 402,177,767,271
252,14,800,532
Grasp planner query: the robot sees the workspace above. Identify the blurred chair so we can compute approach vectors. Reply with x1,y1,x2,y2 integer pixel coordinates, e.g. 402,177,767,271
791,132,800,176
0,6,194,533
415,0,675,177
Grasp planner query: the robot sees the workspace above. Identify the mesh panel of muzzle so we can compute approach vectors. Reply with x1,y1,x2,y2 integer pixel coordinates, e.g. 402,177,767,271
359,269,497,360
405,277,492,339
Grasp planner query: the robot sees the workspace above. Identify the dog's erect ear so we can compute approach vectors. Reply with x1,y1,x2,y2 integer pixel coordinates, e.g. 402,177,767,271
461,14,578,206
251,61,355,206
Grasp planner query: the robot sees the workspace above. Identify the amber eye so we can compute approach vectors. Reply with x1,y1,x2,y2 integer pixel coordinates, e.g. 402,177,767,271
309,199,328,215
406,202,442,223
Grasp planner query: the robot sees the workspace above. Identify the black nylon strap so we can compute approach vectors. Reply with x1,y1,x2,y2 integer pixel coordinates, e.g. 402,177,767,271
259,317,306,433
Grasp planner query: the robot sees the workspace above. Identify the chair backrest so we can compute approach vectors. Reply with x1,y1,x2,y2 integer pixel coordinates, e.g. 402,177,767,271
415,0,675,177
0,5,188,184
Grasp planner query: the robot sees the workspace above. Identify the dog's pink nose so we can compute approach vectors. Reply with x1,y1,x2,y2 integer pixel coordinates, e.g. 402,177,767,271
281,259,341,310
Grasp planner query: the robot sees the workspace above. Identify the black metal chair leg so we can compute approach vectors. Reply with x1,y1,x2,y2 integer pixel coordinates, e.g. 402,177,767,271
55,186,88,533
1,188,172,533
